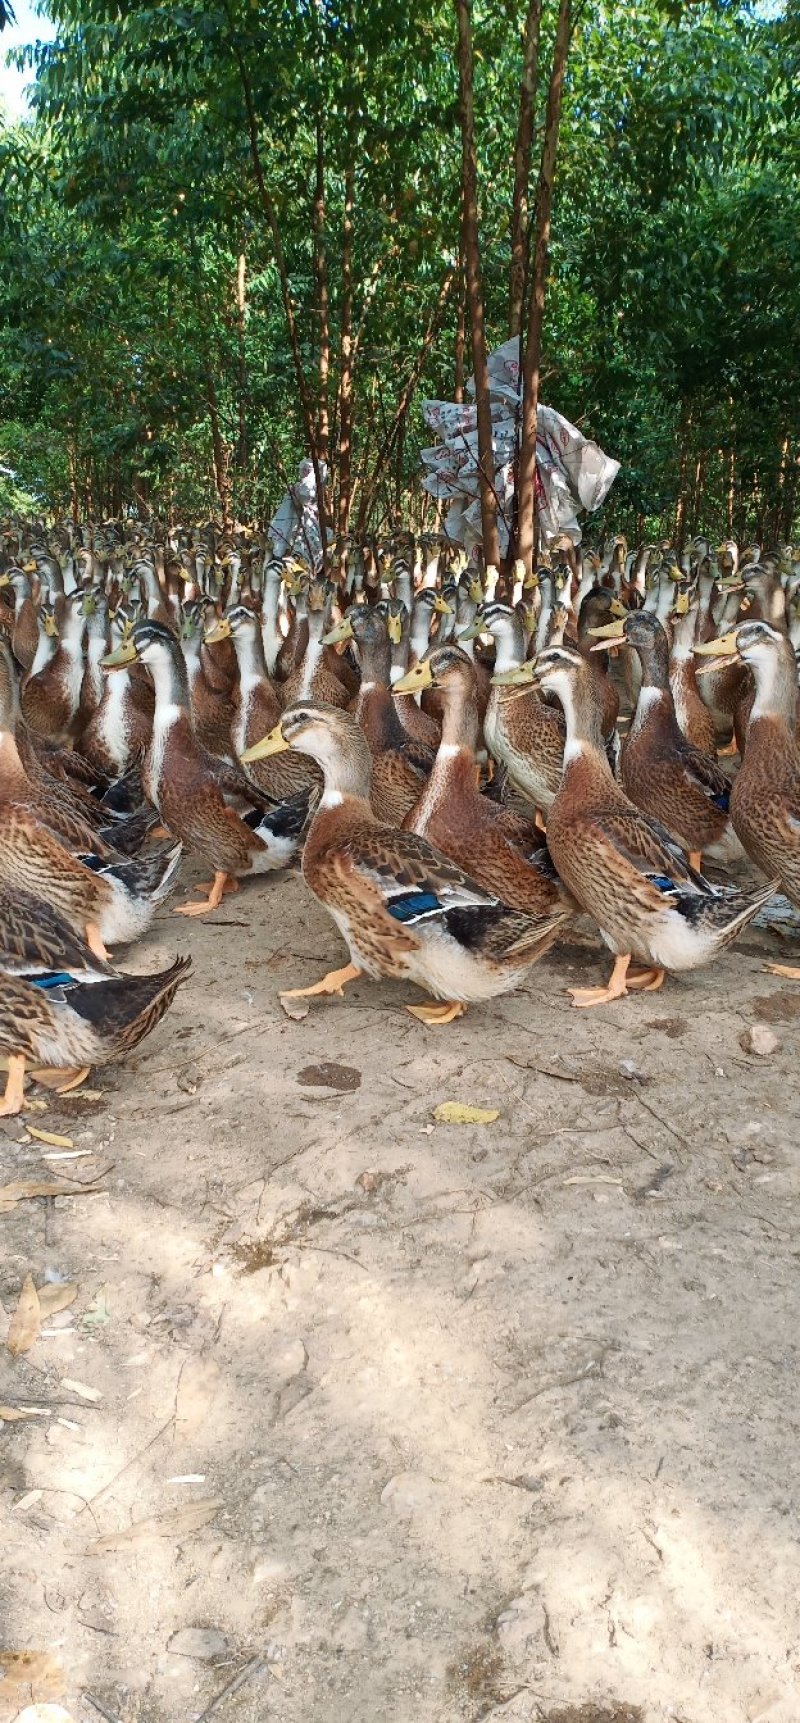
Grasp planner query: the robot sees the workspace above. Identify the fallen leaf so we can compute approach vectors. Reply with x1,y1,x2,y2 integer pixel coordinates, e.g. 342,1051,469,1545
36,1284,77,1318
85,1496,222,1554
59,1377,102,1403
13,1489,43,1513
0,1405,48,1422
279,997,309,1021
297,1061,361,1092
7,1277,41,1356
26,1129,73,1150
0,1179,104,1215
432,1102,500,1125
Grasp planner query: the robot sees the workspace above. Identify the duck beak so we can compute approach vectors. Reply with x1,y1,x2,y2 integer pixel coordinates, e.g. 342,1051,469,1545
204,617,231,644
322,616,353,646
693,629,740,675
386,613,403,645
491,660,535,687
588,617,627,650
458,617,483,642
609,598,627,618
395,659,434,693
241,723,288,762
23,560,37,575
430,593,452,616
667,563,684,583
674,592,690,617
102,640,138,670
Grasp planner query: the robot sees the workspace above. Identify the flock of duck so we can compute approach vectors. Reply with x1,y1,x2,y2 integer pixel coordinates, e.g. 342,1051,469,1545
0,520,798,1113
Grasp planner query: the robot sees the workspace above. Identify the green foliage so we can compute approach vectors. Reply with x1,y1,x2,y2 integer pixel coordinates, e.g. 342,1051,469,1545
0,0,797,540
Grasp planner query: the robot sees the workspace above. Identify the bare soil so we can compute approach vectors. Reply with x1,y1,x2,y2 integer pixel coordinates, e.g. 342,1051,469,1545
2,856,800,1723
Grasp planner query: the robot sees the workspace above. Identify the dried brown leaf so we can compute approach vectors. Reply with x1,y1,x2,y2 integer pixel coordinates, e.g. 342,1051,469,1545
6,1276,41,1356
26,1129,74,1149
0,1404,47,1422
85,1495,222,1554
36,1284,78,1318
0,1178,103,1214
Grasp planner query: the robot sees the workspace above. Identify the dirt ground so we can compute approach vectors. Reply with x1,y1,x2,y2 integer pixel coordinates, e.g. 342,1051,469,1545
2,853,800,1723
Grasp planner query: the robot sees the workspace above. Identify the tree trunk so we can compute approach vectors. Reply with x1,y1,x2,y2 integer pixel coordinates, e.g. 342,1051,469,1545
516,0,571,573
227,22,327,557
236,249,247,476
509,0,542,339
313,114,330,466
454,249,465,403
455,0,500,568
357,263,457,534
337,158,355,541
204,355,231,528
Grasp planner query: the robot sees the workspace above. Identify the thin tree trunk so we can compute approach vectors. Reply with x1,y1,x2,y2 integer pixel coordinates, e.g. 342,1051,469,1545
227,22,327,557
357,263,457,534
313,115,330,466
516,0,571,573
454,249,466,403
509,0,542,338
455,0,500,568
236,249,247,475
205,356,231,527
337,158,355,540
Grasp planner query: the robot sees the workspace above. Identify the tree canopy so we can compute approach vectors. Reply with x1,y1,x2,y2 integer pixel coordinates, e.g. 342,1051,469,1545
1,0,798,545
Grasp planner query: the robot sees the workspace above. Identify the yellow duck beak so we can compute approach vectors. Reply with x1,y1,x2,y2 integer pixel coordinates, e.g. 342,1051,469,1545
22,560,37,575
102,640,138,669
458,617,483,642
693,629,740,675
430,593,452,616
667,563,685,583
674,590,691,617
608,597,627,618
491,660,536,687
468,577,485,604
386,612,403,645
204,617,232,644
43,613,59,639
587,616,627,651
395,659,434,693
241,722,289,763
322,616,353,646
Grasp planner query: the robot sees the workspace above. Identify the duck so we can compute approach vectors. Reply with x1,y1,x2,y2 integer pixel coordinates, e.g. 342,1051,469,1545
496,644,775,1006
464,601,565,822
589,610,744,871
281,577,353,709
0,564,40,670
20,590,86,742
668,587,718,755
102,621,310,914
396,645,573,920
0,800,182,959
180,601,237,760
695,620,800,975
77,605,155,778
204,604,321,805
324,605,433,824
241,701,567,1024
0,954,191,1116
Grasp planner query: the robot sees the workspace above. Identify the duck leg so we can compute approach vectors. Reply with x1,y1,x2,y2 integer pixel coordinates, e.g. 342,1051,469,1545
407,999,467,1025
174,871,234,916
193,875,239,898
569,952,664,1008
86,921,110,962
0,1054,27,1117
280,963,362,1000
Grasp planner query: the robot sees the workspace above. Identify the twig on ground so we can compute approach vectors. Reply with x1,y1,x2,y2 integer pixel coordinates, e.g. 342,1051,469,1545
194,1650,270,1722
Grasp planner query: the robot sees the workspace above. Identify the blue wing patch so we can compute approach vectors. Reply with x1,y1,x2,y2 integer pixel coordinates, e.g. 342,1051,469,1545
648,875,677,894
711,790,730,812
29,972,77,990
387,891,442,923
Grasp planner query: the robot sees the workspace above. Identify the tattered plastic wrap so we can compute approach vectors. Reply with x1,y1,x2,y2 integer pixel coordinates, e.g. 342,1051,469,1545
268,458,330,568
422,338,619,556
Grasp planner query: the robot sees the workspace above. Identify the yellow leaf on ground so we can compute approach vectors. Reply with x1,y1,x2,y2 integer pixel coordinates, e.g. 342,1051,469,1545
26,1129,74,1150
432,1102,500,1125
59,1377,102,1403
0,1405,47,1423
0,1179,104,1214
6,1277,41,1357
85,1496,222,1554
36,1284,78,1318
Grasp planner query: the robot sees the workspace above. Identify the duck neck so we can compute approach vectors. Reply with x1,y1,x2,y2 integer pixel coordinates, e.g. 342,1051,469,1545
749,645,798,729
439,677,479,756
233,625,268,683
150,646,190,713
492,613,525,675
559,674,608,769
315,733,373,805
